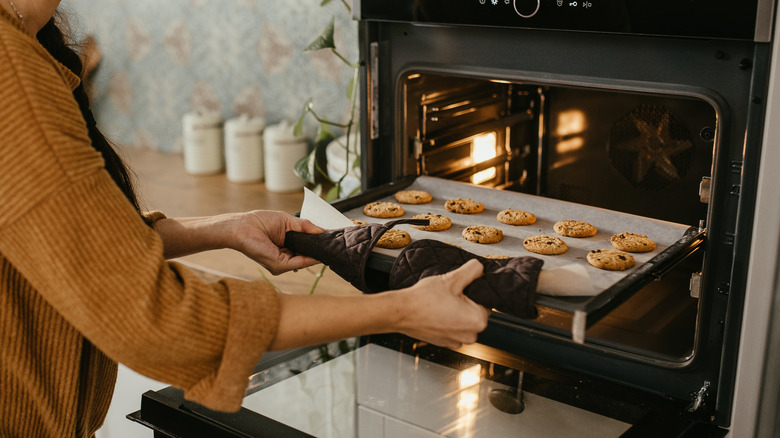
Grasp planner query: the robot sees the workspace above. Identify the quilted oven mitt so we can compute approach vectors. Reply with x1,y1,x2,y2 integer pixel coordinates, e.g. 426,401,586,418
284,219,543,319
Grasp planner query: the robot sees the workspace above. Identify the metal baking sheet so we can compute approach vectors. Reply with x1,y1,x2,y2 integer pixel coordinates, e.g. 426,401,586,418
331,176,703,341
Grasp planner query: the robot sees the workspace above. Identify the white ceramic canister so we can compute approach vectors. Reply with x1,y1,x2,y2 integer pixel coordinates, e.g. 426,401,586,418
225,115,265,183
182,111,224,175
263,120,309,193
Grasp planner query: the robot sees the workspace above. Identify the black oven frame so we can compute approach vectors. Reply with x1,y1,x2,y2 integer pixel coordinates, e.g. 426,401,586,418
356,2,773,427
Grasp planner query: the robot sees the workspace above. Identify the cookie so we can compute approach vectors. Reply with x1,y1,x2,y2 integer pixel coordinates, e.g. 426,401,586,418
610,232,656,253
350,219,368,226
394,190,433,204
445,198,485,214
363,201,404,218
411,213,452,231
376,229,411,249
484,254,511,260
553,219,598,238
497,209,537,226
587,249,635,271
462,225,503,244
522,234,568,255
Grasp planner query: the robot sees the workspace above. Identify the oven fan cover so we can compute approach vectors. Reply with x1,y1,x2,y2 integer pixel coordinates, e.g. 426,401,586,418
608,104,694,191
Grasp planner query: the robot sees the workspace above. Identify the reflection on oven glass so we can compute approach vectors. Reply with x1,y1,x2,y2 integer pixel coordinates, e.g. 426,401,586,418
451,364,482,438
471,133,497,184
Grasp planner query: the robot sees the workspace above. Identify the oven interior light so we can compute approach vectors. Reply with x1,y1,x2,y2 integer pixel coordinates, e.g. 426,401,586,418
471,133,497,184
555,110,587,154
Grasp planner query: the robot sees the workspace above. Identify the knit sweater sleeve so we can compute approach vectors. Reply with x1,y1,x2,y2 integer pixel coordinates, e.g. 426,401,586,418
0,18,278,412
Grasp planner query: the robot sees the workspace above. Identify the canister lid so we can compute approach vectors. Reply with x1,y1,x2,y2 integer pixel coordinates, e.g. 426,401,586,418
265,120,305,144
225,114,265,134
183,110,223,129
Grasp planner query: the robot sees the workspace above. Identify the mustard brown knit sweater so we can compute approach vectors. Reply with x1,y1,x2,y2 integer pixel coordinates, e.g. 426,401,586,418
0,10,280,437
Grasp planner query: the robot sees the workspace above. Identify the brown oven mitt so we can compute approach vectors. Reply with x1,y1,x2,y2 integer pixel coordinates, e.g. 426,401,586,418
284,219,427,293
284,219,542,318
389,240,542,319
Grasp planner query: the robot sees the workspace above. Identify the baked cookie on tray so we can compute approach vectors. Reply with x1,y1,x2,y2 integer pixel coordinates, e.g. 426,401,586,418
484,254,511,259
363,201,404,218
462,225,503,244
445,198,485,214
376,229,411,249
394,190,433,204
610,232,656,253
587,248,635,271
553,219,598,237
497,208,537,226
411,213,452,231
350,219,368,226
523,234,568,255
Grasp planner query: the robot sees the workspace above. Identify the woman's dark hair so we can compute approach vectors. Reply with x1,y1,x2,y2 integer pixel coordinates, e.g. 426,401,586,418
36,13,142,213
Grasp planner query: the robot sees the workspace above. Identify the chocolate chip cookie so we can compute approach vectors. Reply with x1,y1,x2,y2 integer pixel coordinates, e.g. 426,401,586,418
445,198,485,214
462,225,503,244
553,219,598,238
411,213,452,231
394,190,433,204
497,208,537,226
376,229,411,249
610,232,656,253
522,234,568,255
363,201,405,218
586,249,635,271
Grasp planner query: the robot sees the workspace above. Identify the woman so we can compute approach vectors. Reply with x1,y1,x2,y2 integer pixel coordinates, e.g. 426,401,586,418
0,1,491,437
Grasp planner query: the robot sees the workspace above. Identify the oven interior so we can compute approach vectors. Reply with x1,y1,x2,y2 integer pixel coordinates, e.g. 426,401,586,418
402,72,717,365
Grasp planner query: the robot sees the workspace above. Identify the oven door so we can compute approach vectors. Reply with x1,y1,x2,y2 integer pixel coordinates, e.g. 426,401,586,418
131,334,727,438
355,0,772,428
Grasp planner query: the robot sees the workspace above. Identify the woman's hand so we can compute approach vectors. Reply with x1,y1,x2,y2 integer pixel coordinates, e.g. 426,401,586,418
230,210,324,274
390,259,491,349
270,259,491,351
153,210,324,274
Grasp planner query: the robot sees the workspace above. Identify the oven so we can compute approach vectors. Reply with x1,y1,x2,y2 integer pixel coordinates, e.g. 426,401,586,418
351,0,775,432
131,1,780,436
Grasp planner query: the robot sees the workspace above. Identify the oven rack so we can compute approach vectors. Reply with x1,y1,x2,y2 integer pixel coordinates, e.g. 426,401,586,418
330,177,705,344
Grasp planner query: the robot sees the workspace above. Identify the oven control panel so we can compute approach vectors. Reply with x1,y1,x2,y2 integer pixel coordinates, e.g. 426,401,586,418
358,0,761,41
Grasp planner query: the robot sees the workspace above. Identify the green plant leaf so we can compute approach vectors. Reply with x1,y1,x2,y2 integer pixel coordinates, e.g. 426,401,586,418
304,17,335,52
293,99,312,137
324,185,341,202
294,149,318,184
320,0,334,5
346,76,356,100
315,122,333,142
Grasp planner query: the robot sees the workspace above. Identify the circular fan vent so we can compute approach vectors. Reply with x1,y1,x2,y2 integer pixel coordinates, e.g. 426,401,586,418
609,104,694,191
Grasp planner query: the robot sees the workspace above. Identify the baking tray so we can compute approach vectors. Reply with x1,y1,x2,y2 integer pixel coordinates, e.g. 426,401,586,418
331,176,704,343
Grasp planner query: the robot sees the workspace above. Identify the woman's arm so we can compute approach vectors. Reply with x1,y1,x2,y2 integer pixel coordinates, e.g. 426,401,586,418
152,210,324,274
270,259,491,351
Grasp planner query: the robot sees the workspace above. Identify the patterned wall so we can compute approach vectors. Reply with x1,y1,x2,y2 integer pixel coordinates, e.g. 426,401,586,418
61,0,358,153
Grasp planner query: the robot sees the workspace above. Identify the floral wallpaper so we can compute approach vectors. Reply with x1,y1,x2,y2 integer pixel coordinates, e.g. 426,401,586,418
61,0,358,152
